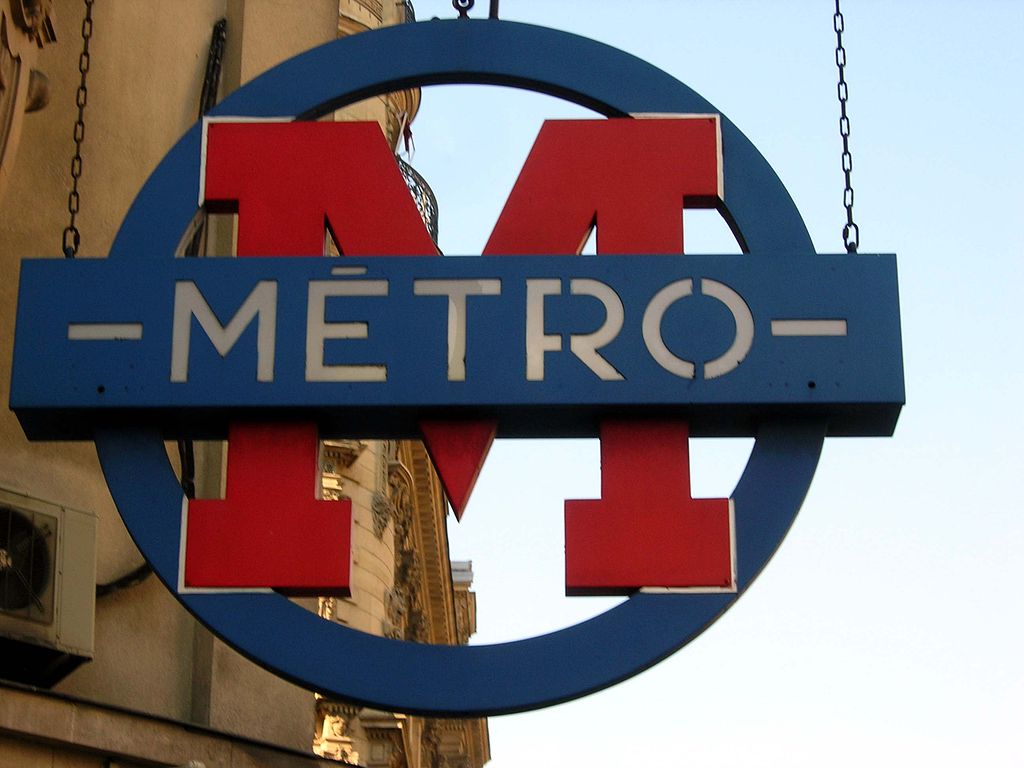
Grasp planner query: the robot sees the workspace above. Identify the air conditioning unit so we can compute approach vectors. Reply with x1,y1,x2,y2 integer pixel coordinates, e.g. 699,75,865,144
0,486,96,687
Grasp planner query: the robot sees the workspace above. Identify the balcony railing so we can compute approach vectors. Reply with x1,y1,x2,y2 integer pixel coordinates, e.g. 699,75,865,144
397,156,438,244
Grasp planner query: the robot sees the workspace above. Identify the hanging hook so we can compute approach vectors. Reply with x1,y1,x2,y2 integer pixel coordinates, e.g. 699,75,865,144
453,0,474,19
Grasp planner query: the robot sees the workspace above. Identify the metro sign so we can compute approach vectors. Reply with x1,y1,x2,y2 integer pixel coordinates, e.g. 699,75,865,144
10,20,902,715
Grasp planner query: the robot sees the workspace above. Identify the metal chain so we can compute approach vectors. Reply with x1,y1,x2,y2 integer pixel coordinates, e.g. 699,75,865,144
62,0,94,258
834,0,858,253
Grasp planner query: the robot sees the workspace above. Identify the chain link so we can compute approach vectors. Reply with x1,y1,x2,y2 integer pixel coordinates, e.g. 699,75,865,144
834,0,858,253
63,0,94,258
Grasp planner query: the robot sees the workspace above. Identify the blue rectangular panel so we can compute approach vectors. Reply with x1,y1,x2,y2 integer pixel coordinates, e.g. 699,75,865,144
11,254,903,439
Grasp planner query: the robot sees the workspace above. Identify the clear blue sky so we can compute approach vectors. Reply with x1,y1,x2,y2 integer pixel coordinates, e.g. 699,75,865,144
404,2,1023,765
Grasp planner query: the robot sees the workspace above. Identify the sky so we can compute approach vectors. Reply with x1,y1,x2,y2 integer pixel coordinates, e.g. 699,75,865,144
396,2,1024,766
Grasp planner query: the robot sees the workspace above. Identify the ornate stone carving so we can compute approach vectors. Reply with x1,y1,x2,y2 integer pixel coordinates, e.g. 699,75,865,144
421,718,476,768
316,699,361,724
1,0,55,199
7,0,54,43
362,713,407,768
453,590,473,646
322,439,368,471
388,461,413,528
378,439,396,479
395,547,418,585
407,603,428,643
384,455,431,643
318,596,336,621
371,489,394,539
313,699,362,764
382,585,406,640
320,479,347,502
320,440,367,502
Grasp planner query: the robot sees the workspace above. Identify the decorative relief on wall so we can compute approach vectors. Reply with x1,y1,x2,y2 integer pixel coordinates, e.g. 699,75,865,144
8,0,55,38
318,596,336,622
320,439,367,501
422,719,473,768
453,591,473,647
313,698,362,764
322,439,368,474
382,584,406,640
363,713,407,768
384,456,429,642
371,490,394,540
1,0,55,198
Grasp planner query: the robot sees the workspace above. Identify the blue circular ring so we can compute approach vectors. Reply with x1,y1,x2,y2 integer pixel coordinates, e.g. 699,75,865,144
98,19,825,716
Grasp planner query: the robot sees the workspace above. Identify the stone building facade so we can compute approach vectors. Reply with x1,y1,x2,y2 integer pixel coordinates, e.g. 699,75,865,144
0,1,488,766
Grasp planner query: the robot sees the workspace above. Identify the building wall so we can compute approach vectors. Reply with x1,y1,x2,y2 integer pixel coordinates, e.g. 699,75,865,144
0,2,487,766
0,0,343,756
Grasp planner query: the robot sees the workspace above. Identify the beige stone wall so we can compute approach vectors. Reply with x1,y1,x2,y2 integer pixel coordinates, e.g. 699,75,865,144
319,441,397,636
0,679,334,767
0,3,486,766
0,735,105,768
0,0,339,754
334,0,419,146
223,0,339,93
